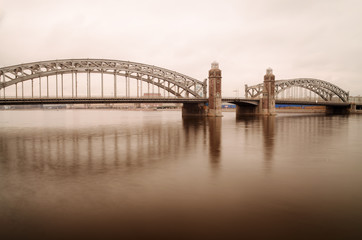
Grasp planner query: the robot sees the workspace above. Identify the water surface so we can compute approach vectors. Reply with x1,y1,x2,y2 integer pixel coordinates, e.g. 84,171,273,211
0,110,361,239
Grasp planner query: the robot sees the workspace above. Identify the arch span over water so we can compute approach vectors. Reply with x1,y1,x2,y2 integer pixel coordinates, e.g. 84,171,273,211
245,78,349,102
0,59,207,98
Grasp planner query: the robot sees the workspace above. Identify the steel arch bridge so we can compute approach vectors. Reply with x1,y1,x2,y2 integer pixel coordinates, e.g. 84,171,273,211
245,78,349,102
0,59,207,98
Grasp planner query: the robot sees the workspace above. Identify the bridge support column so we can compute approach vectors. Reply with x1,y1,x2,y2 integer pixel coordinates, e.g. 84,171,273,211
349,103,357,114
261,68,276,115
235,100,262,117
208,62,223,117
326,106,350,115
182,103,207,117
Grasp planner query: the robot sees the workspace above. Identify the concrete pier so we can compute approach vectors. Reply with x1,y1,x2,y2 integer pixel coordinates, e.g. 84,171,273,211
326,105,350,114
235,100,262,117
349,103,357,114
182,103,207,117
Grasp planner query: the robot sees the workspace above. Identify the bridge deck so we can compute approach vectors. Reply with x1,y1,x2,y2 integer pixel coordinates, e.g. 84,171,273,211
222,98,350,107
0,98,208,105
0,97,351,107
275,99,350,107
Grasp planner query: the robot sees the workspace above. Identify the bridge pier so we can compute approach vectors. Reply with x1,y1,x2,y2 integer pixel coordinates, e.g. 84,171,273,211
326,105,351,115
235,100,262,117
182,103,207,117
349,103,357,114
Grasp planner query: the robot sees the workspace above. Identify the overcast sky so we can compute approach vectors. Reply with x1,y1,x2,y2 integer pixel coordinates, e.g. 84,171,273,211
1,0,361,96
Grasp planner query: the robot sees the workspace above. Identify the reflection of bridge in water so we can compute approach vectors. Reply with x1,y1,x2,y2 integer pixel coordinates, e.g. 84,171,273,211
1,59,360,115
0,117,222,174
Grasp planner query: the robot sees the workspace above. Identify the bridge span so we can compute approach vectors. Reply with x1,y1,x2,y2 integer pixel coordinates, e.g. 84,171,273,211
0,58,359,116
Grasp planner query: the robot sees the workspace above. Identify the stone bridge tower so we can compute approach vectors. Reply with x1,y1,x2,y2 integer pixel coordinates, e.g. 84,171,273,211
262,68,276,115
208,61,223,117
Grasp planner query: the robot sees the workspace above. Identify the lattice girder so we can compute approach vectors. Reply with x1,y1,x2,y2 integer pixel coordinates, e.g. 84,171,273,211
245,78,349,102
0,59,206,98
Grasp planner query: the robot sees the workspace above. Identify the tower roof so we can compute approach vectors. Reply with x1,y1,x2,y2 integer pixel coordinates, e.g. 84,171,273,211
211,61,219,69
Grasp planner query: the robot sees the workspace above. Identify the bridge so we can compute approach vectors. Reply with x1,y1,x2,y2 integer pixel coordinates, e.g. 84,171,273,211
0,59,360,116
245,78,350,102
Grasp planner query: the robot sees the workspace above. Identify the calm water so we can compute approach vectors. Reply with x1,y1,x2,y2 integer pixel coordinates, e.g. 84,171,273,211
0,110,361,239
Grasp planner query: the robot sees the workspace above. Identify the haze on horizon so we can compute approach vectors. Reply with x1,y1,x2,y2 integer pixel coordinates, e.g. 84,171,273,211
0,0,361,96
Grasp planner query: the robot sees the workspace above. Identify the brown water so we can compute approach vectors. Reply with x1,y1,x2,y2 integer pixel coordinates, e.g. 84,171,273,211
0,110,361,239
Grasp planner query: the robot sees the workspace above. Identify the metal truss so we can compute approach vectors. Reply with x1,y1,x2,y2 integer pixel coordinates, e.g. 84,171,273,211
0,59,207,98
245,78,349,102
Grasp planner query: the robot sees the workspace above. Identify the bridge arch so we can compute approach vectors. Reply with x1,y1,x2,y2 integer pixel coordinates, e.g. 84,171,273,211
245,78,349,102
0,59,207,98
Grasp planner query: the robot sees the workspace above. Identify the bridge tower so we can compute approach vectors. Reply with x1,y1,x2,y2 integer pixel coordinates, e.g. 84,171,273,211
262,68,276,115
208,61,223,117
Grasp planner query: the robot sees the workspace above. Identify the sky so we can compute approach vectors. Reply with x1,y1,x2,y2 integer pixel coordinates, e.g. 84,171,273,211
0,0,362,96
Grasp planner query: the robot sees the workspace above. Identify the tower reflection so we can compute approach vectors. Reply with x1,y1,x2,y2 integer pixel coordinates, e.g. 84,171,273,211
236,115,275,172
208,117,222,169
262,116,275,173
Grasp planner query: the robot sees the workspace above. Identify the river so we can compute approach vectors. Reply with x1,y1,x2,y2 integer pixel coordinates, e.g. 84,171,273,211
0,110,361,239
